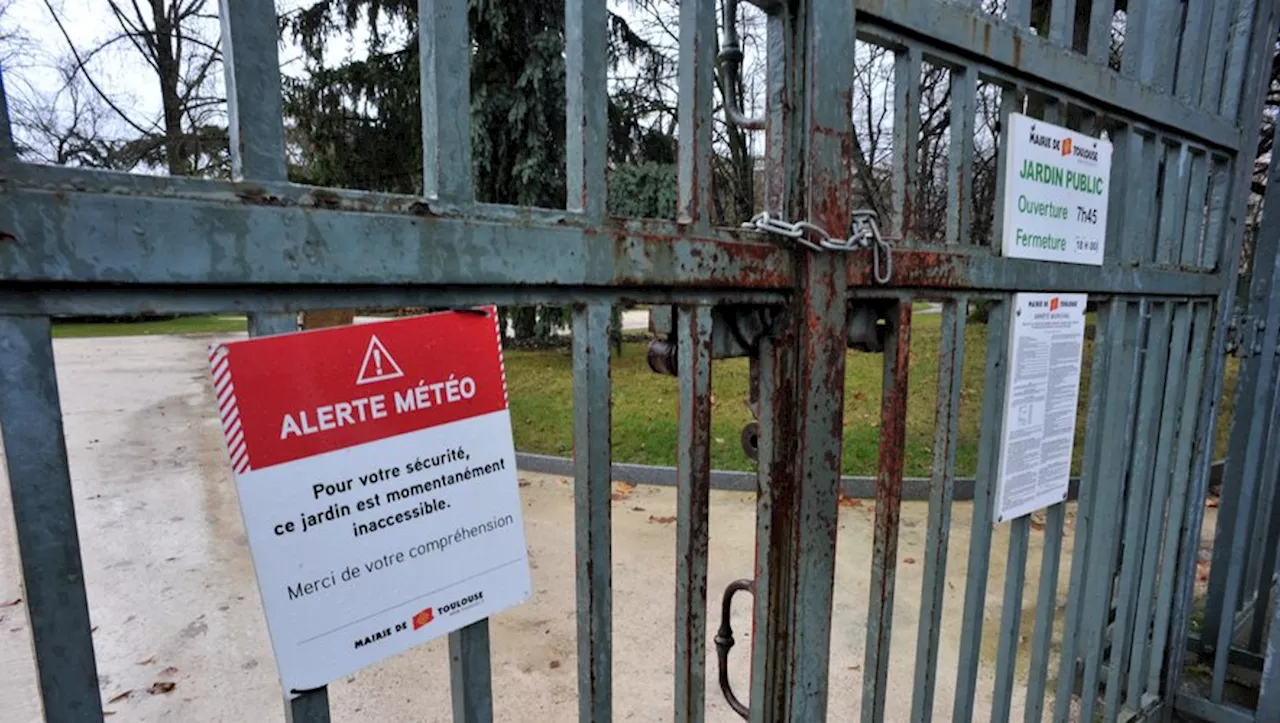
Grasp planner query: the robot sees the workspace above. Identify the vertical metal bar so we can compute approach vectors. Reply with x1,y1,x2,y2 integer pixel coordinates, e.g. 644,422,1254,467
1053,300,1127,723
1242,365,1280,620
909,298,966,723
1180,151,1211,268
991,516,1030,723
218,0,287,181
748,330,796,722
1104,125,1134,266
0,316,103,722
1023,504,1066,723
1202,156,1233,271
677,0,715,230
748,271,849,723
1248,392,1280,652
990,88,1022,249
1132,134,1162,265
863,300,913,723
1175,0,1213,107
1120,0,1149,80
449,621,492,723
1155,144,1191,267
952,297,1010,723
244,313,332,723
284,690,331,723
1086,0,1114,65
946,67,976,245
1030,300,1111,723
1219,0,1260,119
1114,128,1144,265
1124,303,1192,708
673,305,712,723
1104,303,1174,722
750,1,853,714
1005,0,1031,26
1049,0,1078,47
573,302,613,722
1151,303,1213,695
565,0,608,220
1257,567,1280,714
220,0,310,356
1198,0,1236,113
1076,302,1145,723
890,46,921,241
1142,2,1181,94
249,313,299,337
421,0,473,203
424,4,490,711
0,67,13,160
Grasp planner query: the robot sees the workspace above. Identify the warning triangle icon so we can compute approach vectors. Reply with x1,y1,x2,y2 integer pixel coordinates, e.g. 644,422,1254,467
356,334,405,385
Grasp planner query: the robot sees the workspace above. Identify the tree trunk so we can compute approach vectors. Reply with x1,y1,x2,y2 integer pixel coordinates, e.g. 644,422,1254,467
150,0,188,176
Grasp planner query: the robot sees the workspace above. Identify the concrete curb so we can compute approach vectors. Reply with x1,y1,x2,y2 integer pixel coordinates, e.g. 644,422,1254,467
516,453,1069,501
517,454,1229,502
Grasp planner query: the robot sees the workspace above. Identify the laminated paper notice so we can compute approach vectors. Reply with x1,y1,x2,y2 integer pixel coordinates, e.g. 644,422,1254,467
994,293,1088,523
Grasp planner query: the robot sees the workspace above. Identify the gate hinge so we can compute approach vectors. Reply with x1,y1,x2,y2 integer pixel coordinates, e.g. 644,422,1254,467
1226,315,1266,358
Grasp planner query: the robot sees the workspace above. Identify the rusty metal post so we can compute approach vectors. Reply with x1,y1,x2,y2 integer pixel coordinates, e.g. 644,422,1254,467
746,0,853,720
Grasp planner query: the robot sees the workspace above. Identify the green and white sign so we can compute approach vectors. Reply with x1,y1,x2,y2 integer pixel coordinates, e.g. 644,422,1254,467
1001,112,1112,266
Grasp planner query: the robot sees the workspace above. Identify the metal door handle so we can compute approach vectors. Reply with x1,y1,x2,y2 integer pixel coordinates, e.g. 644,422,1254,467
715,578,755,719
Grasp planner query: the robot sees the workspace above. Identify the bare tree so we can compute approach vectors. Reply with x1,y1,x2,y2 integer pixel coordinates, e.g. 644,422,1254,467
10,58,120,166
35,0,227,175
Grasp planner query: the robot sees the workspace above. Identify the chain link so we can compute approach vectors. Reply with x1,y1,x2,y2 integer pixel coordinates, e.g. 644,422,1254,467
742,210,893,284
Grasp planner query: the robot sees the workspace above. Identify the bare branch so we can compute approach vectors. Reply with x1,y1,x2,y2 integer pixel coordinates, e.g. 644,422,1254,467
39,0,155,136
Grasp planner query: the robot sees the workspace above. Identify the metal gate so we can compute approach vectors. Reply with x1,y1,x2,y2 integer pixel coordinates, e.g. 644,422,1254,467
0,0,1276,721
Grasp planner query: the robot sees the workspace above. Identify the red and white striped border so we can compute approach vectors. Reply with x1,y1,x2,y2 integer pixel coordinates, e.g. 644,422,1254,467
210,345,251,475
490,308,509,407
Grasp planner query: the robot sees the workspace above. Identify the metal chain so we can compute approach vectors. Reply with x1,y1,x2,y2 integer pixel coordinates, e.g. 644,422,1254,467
742,209,893,284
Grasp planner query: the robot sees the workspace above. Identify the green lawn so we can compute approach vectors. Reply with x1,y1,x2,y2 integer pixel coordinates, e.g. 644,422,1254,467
508,314,1093,478
52,315,248,339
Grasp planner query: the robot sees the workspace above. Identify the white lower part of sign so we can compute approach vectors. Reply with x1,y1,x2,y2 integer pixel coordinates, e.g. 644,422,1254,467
994,293,1088,523
234,410,531,691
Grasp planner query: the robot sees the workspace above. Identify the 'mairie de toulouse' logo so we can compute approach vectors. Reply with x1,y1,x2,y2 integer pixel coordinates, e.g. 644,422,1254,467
1028,123,1099,164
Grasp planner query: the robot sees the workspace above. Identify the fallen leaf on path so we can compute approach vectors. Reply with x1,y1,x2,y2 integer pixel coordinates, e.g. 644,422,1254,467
837,493,863,509
904,557,917,565
648,515,676,525
632,506,645,512
611,482,636,501
518,481,530,488
137,656,155,666
1030,520,1046,531
149,682,176,695
107,691,131,704
160,666,179,676
1206,498,1219,508
0,598,20,607
104,712,116,717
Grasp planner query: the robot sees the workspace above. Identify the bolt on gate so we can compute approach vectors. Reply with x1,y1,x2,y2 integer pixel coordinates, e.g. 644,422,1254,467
0,0,1278,721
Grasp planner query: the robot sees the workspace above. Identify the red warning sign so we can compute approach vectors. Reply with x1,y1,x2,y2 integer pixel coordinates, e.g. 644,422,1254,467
206,306,531,692
210,308,509,472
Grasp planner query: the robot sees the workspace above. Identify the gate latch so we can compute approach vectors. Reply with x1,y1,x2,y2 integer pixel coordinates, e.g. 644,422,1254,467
1226,315,1266,358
